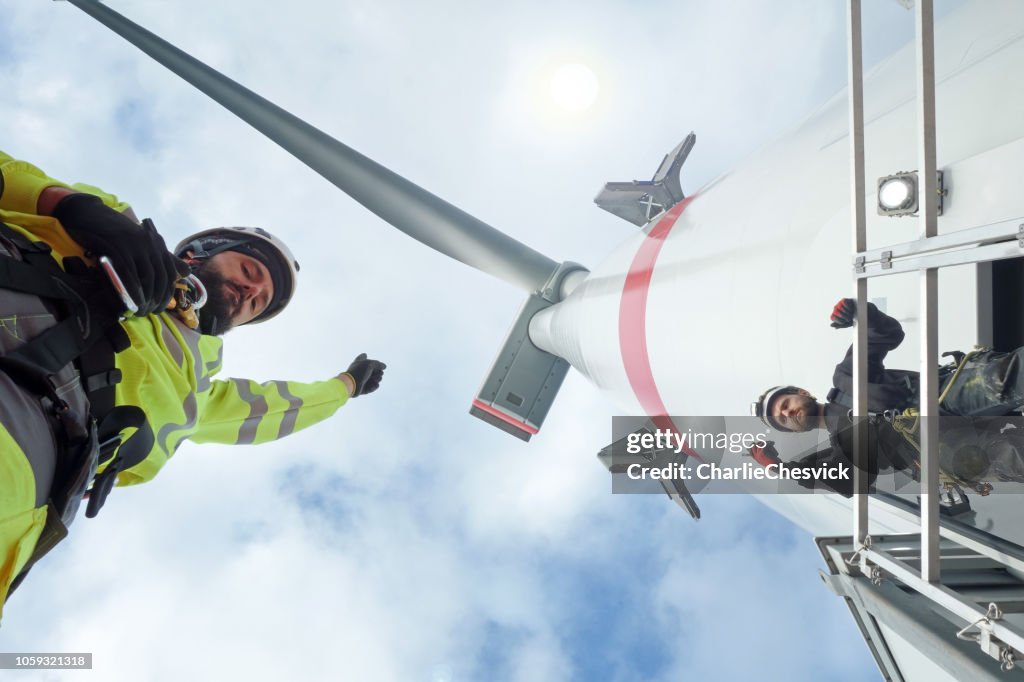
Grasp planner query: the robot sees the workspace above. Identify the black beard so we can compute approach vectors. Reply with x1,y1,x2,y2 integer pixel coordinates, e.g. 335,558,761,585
788,394,822,431
191,261,237,336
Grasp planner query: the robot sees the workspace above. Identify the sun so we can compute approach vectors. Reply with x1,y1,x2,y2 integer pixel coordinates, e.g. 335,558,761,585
548,62,600,115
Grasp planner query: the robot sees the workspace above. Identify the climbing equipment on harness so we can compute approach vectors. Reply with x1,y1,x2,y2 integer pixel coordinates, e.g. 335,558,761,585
165,273,207,330
52,193,186,317
98,220,207,329
885,349,1001,496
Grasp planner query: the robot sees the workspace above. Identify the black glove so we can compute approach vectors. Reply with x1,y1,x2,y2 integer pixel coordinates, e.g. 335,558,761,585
53,193,188,316
343,353,386,397
829,298,856,329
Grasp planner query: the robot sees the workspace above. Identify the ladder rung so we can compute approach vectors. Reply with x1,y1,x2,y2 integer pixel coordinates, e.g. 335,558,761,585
856,219,1024,278
860,218,1021,262
884,542,979,558
960,587,1024,613
893,555,1008,572
941,570,1020,588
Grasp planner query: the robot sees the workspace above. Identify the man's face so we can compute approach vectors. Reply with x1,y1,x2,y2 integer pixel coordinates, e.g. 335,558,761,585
191,251,274,335
770,389,819,432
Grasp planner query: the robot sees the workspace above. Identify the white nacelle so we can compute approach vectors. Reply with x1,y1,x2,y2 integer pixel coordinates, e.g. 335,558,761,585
531,0,1024,538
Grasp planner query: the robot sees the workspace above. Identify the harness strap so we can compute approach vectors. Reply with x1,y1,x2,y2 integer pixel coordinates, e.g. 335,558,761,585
84,368,122,394
77,321,129,418
1,315,91,372
0,223,150,517
0,249,74,300
86,406,153,518
826,386,844,406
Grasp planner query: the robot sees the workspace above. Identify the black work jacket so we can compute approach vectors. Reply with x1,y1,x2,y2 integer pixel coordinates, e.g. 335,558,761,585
829,303,919,414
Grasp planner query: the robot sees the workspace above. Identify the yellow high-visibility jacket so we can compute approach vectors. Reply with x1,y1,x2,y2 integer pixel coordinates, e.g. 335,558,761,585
0,151,349,486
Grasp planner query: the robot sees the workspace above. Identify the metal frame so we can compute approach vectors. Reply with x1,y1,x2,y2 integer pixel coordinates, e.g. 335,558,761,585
848,0,871,547
860,546,1024,657
819,536,1022,680
859,240,1024,278
844,0,1024,672
915,0,942,586
856,218,1024,277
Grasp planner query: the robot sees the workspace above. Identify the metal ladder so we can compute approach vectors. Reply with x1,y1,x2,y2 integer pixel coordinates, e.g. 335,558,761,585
839,0,1024,674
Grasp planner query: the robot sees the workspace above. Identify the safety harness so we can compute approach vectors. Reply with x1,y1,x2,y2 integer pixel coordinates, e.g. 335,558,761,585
826,368,920,414
0,223,155,592
881,350,1000,495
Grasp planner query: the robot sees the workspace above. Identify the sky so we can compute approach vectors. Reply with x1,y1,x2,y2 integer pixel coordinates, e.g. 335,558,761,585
0,1,964,680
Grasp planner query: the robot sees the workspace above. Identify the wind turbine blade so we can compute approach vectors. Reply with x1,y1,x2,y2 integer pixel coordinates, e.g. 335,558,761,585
62,0,559,293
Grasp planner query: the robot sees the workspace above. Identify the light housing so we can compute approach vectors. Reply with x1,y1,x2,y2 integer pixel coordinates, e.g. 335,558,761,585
876,170,944,217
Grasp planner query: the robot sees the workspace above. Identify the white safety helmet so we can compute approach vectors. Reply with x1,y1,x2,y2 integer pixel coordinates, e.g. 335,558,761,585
175,226,299,324
751,385,801,431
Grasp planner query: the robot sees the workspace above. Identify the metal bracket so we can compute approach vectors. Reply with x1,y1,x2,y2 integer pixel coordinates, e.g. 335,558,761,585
842,537,886,585
594,133,695,227
867,564,885,587
918,483,973,517
844,535,872,576
936,169,946,216
1017,224,1024,249
956,603,1021,671
845,535,872,561
880,250,893,270
854,255,866,274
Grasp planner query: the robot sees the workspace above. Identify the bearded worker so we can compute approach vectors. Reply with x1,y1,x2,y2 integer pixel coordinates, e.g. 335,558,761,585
0,151,385,615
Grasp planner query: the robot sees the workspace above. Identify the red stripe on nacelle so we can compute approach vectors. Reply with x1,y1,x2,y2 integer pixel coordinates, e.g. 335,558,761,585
618,196,702,460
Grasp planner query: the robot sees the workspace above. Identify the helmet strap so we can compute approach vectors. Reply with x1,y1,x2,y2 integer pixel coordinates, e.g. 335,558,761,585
183,237,253,261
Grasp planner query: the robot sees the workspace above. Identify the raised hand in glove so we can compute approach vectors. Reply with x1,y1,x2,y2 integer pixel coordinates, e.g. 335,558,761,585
52,193,188,316
749,441,782,467
829,298,857,329
339,353,386,397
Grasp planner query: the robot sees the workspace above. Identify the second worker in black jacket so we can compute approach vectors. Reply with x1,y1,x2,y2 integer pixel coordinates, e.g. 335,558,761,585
749,299,1024,495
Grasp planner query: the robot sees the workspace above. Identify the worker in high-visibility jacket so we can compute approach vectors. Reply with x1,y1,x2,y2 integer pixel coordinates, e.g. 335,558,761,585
0,151,385,615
